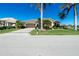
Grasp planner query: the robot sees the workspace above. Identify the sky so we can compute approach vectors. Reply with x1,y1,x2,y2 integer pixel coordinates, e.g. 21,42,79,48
0,3,79,25
0,3,40,20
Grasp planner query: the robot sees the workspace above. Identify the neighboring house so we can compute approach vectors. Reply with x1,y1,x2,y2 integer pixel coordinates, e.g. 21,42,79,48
24,19,37,28
24,18,57,28
60,24,65,29
0,18,16,27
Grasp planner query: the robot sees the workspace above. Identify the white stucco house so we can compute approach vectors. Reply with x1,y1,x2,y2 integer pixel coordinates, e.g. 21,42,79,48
0,18,16,27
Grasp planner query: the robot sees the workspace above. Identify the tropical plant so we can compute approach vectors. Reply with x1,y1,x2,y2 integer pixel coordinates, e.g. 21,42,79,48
37,18,52,29
31,3,51,30
0,26,15,30
16,20,25,29
53,21,60,29
43,19,52,29
58,3,78,31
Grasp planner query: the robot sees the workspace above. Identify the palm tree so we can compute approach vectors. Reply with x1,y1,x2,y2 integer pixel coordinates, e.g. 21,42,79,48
59,3,77,31
40,3,43,30
31,3,51,30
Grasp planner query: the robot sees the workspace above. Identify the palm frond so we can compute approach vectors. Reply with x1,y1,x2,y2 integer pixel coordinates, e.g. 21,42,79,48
60,3,67,9
59,3,73,19
43,3,46,9
58,12,65,19
63,4,73,15
31,3,52,10
60,3,72,10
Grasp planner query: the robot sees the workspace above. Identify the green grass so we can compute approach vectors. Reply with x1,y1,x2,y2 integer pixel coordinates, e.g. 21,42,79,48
0,29,17,34
30,29,79,35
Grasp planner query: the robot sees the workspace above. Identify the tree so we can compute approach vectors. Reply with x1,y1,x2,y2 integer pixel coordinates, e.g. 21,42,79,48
43,19,52,29
31,3,51,30
58,3,77,31
37,18,52,29
53,21,60,29
16,20,24,29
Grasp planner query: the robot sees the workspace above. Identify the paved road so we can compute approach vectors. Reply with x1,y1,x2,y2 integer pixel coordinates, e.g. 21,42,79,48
0,28,79,56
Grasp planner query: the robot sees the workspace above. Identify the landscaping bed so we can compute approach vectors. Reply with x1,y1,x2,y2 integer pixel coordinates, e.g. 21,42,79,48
30,29,79,35
0,26,17,34
0,29,17,34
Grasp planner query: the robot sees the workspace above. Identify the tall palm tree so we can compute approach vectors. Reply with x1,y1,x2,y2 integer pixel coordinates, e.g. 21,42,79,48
59,3,77,31
31,3,43,30
31,3,51,30
40,3,43,30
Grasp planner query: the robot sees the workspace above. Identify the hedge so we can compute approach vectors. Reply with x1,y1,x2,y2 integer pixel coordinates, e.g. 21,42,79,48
0,26,15,30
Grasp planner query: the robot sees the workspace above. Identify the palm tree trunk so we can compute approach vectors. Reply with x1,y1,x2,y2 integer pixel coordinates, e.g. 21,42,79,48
40,3,43,30
74,4,77,31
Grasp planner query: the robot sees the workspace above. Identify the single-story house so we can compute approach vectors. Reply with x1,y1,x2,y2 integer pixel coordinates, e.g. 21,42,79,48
0,18,16,27
24,18,58,28
24,19,37,28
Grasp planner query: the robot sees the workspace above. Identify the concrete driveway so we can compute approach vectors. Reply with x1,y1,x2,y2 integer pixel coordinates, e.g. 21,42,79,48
0,28,79,56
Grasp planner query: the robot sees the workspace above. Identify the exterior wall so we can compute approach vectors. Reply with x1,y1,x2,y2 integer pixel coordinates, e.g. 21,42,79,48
0,21,5,26
0,18,16,27
26,24,35,28
0,21,16,26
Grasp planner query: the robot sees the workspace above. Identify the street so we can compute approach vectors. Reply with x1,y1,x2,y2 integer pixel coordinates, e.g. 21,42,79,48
0,28,79,56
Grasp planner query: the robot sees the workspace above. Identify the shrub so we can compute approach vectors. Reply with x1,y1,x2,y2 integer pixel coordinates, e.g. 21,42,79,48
78,28,79,31
0,26,15,30
3,26,7,29
63,26,68,29
20,26,26,29
37,18,52,29
0,27,4,30
53,21,60,29
43,25,50,30
4,26,15,29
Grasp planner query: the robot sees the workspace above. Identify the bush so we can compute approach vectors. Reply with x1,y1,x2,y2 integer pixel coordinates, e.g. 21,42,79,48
78,28,79,31
43,25,50,30
0,26,15,30
20,26,26,29
3,26,7,29
8,26,15,29
0,27,4,30
53,26,57,29
63,26,68,29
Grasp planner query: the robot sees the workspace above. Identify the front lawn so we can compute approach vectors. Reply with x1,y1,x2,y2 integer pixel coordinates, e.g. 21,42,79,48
0,29,17,34
30,29,79,35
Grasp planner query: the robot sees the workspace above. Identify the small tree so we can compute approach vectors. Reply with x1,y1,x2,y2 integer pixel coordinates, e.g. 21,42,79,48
16,21,23,29
37,18,52,30
43,20,52,29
